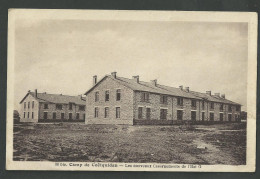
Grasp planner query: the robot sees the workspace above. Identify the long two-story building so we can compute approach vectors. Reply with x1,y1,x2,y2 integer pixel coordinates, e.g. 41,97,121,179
19,90,86,122
84,72,241,125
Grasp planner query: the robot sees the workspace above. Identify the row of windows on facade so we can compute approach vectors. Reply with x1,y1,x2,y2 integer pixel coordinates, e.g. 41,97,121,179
23,101,35,109
95,89,121,102
137,107,240,121
23,112,85,120
141,92,240,111
94,107,121,118
43,103,85,111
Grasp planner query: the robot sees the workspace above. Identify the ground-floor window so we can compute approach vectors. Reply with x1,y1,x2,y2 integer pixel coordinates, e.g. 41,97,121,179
138,107,143,119
104,107,109,118
32,112,34,119
53,112,56,119
94,107,99,118
220,113,223,121
146,108,151,120
228,114,232,121
177,110,183,120
202,112,205,121
76,113,79,119
116,107,120,118
27,112,30,118
69,113,72,120
160,109,167,120
210,113,214,121
61,113,64,119
191,111,196,121
83,114,85,120
24,112,26,118
44,112,48,119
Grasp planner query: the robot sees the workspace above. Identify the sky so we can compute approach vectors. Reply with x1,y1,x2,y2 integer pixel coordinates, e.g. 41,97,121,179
14,19,248,111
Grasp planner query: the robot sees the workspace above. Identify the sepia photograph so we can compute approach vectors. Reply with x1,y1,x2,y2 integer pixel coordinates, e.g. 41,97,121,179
6,9,257,172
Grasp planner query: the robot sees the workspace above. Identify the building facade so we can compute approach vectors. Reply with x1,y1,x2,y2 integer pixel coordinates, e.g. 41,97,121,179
19,90,86,122
84,72,241,125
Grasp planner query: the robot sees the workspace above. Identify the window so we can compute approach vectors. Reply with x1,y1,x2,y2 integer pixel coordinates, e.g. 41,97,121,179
177,98,183,106
105,90,109,101
95,92,99,102
236,105,240,111
56,104,62,110
32,101,34,109
160,109,167,120
94,107,99,118
210,113,214,121
228,105,232,112
116,89,121,101
24,102,26,109
32,112,34,119
61,113,65,119
28,102,30,109
69,113,72,120
44,112,48,119
24,112,26,118
27,112,30,118
44,104,48,109
210,102,214,110
116,107,120,118
53,112,56,119
202,101,205,109
191,100,196,107
79,105,85,111
160,95,168,104
202,112,205,121
228,114,232,121
138,107,143,119
76,113,79,119
177,110,183,120
69,103,73,110
191,111,196,121
220,113,223,121
220,104,224,111
141,92,149,102
105,107,109,118
146,108,151,120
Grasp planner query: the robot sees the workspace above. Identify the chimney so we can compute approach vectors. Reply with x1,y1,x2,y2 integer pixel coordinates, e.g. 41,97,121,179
206,91,211,96
93,75,97,86
221,94,225,99
214,93,220,97
132,75,139,83
185,87,189,92
60,94,62,96
179,85,183,90
151,79,157,86
35,89,37,98
111,72,117,78
28,90,31,93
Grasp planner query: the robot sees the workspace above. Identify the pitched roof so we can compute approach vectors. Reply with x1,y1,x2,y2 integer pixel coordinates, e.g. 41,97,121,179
20,92,86,105
84,74,241,105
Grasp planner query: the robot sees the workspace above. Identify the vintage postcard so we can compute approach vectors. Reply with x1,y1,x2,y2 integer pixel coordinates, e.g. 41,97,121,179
6,9,257,172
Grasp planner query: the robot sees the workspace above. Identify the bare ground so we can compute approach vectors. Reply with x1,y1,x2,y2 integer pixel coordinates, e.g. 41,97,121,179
13,122,246,165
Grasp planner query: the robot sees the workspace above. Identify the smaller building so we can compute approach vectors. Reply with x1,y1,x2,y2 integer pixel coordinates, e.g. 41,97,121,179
19,89,86,122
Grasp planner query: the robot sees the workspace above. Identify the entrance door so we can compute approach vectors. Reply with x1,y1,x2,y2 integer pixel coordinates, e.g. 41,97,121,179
202,112,205,121
177,110,183,120
191,111,196,121
61,113,65,120
146,108,151,120
69,113,72,120
220,113,223,122
44,112,48,120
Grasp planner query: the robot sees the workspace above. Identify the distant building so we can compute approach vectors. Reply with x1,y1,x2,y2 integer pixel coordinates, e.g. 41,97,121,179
19,89,86,122
84,72,241,125
13,110,20,123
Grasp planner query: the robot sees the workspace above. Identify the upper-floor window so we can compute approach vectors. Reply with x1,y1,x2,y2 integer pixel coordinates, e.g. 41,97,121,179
220,104,224,111
95,91,99,102
44,103,48,109
79,105,85,111
69,103,72,110
105,90,109,101
177,97,183,106
32,101,34,109
116,89,121,101
160,95,168,104
191,100,196,107
116,107,120,118
236,105,240,111
141,92,149,102
210,102,214,110
24,102,26,109
28,102,30,109
56,104,62,110
228,105,232,112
